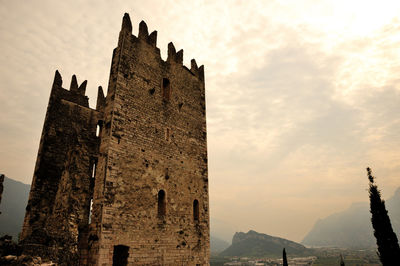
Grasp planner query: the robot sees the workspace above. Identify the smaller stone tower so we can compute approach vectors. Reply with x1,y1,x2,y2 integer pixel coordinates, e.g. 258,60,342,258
20,72,104,263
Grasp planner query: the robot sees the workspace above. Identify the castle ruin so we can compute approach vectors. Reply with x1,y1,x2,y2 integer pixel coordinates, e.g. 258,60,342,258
20,13,209,265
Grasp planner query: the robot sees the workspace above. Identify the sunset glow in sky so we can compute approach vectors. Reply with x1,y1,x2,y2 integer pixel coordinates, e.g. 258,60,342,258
1,0,400,242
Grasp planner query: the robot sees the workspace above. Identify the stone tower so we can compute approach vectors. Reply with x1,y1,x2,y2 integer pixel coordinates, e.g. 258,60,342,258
20,13,209,265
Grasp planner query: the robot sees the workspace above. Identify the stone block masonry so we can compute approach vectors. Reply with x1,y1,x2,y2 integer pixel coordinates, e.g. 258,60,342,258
20,13,209,266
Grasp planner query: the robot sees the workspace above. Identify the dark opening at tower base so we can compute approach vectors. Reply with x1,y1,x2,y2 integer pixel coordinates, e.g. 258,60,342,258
112,245,129,266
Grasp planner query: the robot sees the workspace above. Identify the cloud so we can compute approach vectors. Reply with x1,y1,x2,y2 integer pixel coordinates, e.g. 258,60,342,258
1,0,400,243
208,12,400,241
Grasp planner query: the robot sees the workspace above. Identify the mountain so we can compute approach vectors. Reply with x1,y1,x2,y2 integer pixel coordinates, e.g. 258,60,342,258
219,230,310,257
302,187,400,248
0,175,30,240
210,235,230,254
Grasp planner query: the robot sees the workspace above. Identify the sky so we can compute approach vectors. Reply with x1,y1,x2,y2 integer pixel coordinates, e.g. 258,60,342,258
1,0,400,243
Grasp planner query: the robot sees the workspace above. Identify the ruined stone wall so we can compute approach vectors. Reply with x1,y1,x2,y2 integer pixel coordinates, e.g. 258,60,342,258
20,72,103,264
89,14,209,265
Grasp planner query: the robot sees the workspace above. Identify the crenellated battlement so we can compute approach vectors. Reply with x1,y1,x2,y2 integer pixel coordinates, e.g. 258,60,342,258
70,74,87,96
96,86,105,111
138,20,158,47
118,13,204,81
50,70,105,111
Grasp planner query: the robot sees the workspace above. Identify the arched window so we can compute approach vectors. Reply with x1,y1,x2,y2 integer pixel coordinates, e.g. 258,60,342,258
162,78,171,101
193,199,199,221
158,190,166,217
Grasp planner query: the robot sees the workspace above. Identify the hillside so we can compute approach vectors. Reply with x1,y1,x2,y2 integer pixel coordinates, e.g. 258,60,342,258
220,230,310,257
302,188,400,248
0,175,30,240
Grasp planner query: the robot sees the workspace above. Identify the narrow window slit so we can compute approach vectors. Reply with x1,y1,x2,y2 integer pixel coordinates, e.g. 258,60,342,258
89,199,93,224
96,125,100,136
96,120,103,137
162,78,171,101
165,128,171,142
91,163,96,178
158,190,166,217
193,199,199,221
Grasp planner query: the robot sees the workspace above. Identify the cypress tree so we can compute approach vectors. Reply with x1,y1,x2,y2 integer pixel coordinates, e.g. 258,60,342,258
282,248,288,266
340,254,345,266
367,167,400,265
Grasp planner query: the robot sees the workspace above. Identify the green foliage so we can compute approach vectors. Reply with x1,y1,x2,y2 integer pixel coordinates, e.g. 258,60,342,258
340,254,345,266
312,248,379,266
367,167,400,265
209,255,230,266
314,256,375,266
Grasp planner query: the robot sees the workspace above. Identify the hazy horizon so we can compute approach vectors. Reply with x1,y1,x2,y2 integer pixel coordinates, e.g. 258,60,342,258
1,0,400,243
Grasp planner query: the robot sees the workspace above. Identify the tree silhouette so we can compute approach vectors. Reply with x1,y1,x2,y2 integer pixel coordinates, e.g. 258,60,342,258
340,254,345,266
367,167,400,265
282,248,288,266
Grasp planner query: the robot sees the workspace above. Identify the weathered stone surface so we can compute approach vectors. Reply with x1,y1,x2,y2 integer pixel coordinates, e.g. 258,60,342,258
20,12,209,265
20,71,102,265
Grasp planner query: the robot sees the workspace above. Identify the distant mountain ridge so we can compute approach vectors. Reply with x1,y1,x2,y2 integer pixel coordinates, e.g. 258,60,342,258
220,230,310,257
0,175,30,240
302,187,400,248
